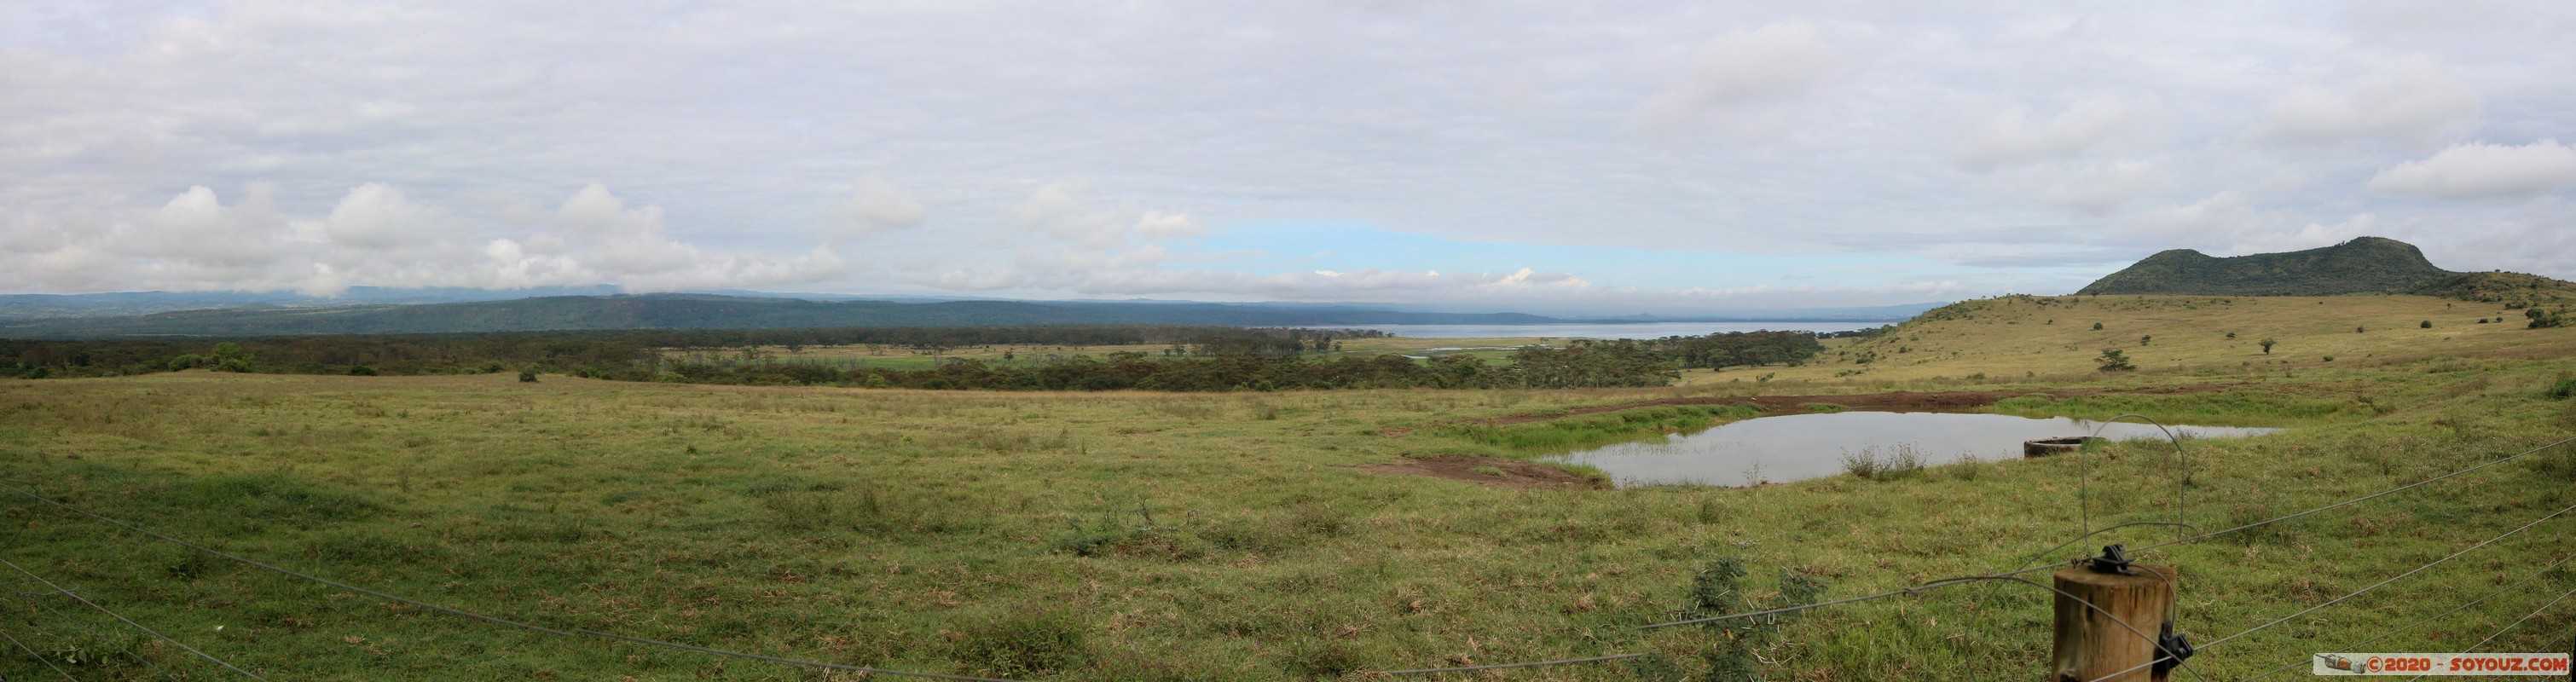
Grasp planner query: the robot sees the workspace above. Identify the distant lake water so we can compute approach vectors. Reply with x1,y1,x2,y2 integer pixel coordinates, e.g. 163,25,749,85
1358,321,1892,339
1545,412,2280,488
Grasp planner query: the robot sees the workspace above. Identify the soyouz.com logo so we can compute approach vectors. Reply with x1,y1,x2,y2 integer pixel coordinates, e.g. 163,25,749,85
2312,653,2570,675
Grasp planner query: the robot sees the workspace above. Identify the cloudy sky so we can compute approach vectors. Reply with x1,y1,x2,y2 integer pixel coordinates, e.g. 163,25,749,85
6,1,2575,313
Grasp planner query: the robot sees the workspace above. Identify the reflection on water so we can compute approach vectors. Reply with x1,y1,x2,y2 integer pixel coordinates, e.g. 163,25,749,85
1543,411,2279,488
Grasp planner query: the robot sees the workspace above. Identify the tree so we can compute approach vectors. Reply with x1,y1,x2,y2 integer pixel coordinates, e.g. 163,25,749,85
2092,322,2104,330
2139,335,2151,345
2095,348,2137,372
2259,338,2276,354
2531,308,2567,329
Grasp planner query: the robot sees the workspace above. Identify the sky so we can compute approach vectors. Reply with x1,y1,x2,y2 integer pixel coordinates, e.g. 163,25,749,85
5,1,2575,315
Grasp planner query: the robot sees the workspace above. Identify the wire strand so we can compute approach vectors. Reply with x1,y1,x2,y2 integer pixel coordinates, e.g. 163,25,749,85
1381,652,1651,674
2079,414,2198,545
0,482,1022,682
2400,587,2576,682
2133,435,2576,553
0,556,266,679
0,613,80,682
2233,550,2576,682
3,583,184,681
1401,573,2207,680
2087,496,2576,682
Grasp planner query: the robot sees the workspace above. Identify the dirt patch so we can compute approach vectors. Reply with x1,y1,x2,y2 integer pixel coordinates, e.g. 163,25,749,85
1377,384,2232,436
1360,455,1604,489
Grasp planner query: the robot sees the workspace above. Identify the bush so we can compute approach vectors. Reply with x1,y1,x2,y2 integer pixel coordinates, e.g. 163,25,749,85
2092,321,2104,330
518,369,538,383
2531,308,2567,329
348,365,379,376
2546,378,2576,401
2096,348,2137,372
2421,320,2433,328
949,609,1089,676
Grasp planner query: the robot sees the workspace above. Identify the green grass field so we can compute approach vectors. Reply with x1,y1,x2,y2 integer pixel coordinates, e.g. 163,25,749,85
3,294,2573,679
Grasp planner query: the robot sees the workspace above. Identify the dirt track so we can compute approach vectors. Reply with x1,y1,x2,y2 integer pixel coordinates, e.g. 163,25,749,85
1377,384,2228,436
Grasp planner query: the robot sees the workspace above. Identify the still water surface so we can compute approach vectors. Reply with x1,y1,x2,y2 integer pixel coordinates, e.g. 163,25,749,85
1543,411,2279,488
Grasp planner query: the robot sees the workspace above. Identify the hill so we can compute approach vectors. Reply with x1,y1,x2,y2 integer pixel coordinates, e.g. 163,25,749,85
2075,236,2467,296
0,294,1596,338
1713,292,2576,385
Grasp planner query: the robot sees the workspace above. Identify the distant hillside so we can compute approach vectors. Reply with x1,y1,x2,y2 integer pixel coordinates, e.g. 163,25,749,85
2076,236,2467,296
0,294,1605,338
2413,271,2576,308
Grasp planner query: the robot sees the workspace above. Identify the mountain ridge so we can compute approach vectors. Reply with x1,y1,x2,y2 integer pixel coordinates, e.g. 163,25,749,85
2076,236,2574,305
0,294,1926,339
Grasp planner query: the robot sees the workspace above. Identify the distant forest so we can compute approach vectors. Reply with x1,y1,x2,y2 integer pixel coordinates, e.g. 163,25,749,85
0,324,1844,390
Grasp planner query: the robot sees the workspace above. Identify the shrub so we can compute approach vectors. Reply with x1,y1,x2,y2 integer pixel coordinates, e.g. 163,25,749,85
518,369,538,382
348,365,378,376
2259,338,2277,354
2546,378,2576,401
2530,308,2567,329
2095,348,2137,372
949,609,1089,676
2092,321,2104,330
1287,504,1350,537
2420,320,2433,328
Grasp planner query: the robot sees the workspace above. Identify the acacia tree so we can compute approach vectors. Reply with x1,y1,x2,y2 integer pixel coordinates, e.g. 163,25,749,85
2259,338,2277,354
2096,348,2137,372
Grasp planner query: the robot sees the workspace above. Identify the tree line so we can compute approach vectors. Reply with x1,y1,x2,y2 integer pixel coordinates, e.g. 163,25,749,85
1,326,1821,390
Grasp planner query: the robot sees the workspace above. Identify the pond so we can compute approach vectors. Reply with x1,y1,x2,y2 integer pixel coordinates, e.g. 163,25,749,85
1542,411,2280,488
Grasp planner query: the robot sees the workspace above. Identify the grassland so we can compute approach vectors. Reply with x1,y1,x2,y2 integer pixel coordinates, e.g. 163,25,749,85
2,293,2573,680
674,337,1557,371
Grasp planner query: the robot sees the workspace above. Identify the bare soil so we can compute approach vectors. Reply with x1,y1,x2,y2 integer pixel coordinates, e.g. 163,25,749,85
1358,455,1605,489
1377,384,2231,436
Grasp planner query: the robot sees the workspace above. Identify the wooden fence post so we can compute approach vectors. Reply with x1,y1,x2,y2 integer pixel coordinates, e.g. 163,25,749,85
2051,558,2178,682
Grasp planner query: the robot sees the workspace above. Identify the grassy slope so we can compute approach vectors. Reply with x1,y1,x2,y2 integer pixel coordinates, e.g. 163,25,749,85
1692,293,2570,386
0,295,2572,679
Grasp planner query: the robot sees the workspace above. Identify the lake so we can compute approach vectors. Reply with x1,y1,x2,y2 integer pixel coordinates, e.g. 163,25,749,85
1543,411,2280,488
1357,321,1894,339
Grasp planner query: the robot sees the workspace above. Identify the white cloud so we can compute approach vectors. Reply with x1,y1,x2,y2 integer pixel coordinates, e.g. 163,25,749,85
1009,180,1203,249
556,182,663,236
831,175,926,239
2366,139,2576,199
321,182,434,248
1634,19,1845,138
935,263,1591,298
1953,96,2158,170
2227,214,2379,255
8,3,2576,300
2041,159,2166,213
2251,56,2480,145
0,182,848,295
2132,190,2261,243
